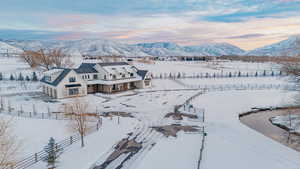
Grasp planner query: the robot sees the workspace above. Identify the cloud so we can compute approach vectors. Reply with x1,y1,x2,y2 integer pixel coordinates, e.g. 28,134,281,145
227,34,266,39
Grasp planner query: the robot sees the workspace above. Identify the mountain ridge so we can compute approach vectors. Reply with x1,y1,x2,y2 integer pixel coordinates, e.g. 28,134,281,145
1,36,300,57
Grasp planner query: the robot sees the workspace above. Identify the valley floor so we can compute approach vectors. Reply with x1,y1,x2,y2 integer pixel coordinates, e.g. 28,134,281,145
1,59,300,169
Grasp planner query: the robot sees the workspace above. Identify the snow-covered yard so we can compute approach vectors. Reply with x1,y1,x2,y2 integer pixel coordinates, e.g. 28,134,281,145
192,90,300,169
133,61,279,77
1,59,300,169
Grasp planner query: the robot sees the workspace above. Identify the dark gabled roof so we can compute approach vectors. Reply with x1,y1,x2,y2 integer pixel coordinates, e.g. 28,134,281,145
98,62,129,67
40,69,72,86
75,63,98,74
137,70,149,80
75,62,130,74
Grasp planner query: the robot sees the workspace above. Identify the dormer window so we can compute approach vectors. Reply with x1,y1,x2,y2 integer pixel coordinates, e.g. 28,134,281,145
45,76,51,81
69,77,76,82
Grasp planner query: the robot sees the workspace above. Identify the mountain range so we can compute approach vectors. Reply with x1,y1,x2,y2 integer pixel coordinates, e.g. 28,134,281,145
1,35,300,57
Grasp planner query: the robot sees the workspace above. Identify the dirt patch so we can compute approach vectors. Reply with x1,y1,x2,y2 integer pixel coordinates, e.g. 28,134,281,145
165,112,198,120
100,111,134,118
152,124,200,137
94,138,142,169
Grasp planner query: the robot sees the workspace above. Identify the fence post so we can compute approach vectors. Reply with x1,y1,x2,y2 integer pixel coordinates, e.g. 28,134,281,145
34,153,38,162
70,136,73,145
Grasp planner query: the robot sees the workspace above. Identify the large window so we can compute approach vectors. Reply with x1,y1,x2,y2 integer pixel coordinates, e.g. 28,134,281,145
69,77,76,82
69,88,79,95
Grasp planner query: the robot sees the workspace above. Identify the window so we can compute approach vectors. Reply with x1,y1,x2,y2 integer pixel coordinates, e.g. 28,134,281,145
112,84,117,90
93,74,98,79
104,75,107,80
45,76,51,81
113,75,116,79
122,74,126,78
130,73,134,77
69,88,79,95
69,77,76,82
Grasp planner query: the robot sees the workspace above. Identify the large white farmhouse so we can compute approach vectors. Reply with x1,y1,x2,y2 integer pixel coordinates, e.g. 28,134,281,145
41,62,152,99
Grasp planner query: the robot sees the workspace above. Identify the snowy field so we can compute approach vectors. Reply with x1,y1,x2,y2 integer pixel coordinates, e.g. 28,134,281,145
133,61,279,77
178,76,288,86
192,90,300,169
1,58,300,169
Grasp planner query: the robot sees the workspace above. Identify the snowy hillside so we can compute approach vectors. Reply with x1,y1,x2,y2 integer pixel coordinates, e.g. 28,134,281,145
245,35,300,57
0,41,23,53
3,39,245,57
4,36,300,57
184,42,245,56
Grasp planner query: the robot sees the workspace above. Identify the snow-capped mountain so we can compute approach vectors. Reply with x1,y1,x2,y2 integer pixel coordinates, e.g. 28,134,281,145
135,42,245,57
245,35,300,57
2,39,245,57
184,43,245,56
0,41,23,54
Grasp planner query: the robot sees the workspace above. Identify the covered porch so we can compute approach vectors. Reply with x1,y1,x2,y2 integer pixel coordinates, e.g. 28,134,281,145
87,82,137,94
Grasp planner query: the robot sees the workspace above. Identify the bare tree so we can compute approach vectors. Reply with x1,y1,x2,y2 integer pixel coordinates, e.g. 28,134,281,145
65,99,95,147
0,118,22,168
21,48,74,71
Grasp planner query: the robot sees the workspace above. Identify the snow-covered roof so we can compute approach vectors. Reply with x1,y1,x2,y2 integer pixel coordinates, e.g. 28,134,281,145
41,69,72,86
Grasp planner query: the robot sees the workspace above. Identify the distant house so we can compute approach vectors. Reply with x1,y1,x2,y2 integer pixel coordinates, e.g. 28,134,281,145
41,62,152,99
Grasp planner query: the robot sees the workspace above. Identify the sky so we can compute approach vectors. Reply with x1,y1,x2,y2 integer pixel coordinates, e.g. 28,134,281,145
1,0,300,50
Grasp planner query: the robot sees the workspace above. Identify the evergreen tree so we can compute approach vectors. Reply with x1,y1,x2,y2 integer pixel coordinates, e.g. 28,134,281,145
0,72,2,81
32,72,38,81
177,72,181,79
25,75,30,81
43,137,62,169
238,71,241,77
10,74,15,81
18,73,24,81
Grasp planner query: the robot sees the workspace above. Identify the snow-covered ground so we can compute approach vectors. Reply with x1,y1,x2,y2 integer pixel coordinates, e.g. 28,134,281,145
1,59,300,169
178,76,287,86
192,90,300,169
271,114,300,133
133,61,279,77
